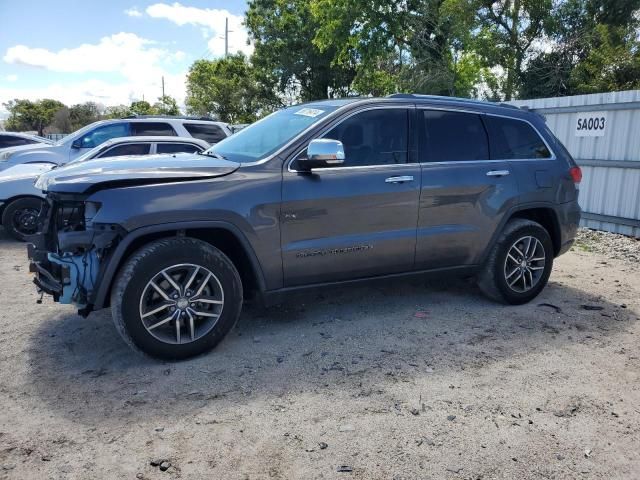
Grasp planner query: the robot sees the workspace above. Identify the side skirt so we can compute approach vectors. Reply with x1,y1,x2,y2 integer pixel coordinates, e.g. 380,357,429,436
260,265,479,307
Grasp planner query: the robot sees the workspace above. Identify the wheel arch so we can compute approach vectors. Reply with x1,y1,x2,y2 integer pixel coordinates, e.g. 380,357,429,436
482,203,563,264
93,221,267,310
0,194,45,219
509,207,561,256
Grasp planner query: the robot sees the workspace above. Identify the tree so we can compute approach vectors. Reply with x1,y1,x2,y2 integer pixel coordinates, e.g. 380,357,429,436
104,105,132,119
474,0,555,100
3,98,65,136
129,100,155,116
185,54,281,123
68,102,103,131
153,95,180,115
310,0,484,97
519,0,640,98
246,0,356,100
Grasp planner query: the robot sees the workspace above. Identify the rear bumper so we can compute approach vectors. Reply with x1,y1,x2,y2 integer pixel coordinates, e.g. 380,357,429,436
556,200,581,256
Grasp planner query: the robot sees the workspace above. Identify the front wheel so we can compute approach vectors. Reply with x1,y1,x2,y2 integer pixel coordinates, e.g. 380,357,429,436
477,219,554,305
111,237,243,360
1,197,43,241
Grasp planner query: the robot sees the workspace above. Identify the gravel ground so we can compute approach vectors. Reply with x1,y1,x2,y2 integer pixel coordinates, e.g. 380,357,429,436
0,228,639,479
575,228,640,263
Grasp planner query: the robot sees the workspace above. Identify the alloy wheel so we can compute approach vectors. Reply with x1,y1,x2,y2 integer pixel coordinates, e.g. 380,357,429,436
139,263,224,344
503,236,546,293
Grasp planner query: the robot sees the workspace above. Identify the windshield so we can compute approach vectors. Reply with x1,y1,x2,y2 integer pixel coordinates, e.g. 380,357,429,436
208,104,339,163
55,122,103,146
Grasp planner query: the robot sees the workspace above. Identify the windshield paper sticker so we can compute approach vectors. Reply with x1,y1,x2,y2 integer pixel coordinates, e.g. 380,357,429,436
295,108,325,118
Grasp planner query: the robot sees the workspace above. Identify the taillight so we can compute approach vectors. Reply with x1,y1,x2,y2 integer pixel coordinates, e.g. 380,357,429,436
569,166,582,184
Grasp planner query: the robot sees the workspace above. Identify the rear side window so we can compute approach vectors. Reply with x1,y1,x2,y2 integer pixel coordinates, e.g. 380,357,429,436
0,135,36,148
419,110,489,162
130,122,176,136
99,143,151,158
156,142,203,154
484,116,551,159
183,123,227,144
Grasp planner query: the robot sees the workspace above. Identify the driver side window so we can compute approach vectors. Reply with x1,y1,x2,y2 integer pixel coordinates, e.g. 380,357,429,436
321,109,409,167
79,123,130,149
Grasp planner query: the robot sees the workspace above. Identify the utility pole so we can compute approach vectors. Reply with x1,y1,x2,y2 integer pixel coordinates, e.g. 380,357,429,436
161,76,165,98
225,17,229,57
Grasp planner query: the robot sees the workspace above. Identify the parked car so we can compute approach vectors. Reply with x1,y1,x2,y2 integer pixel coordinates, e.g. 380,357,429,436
29,94,581,360
0,132,53,150
0,116,231,172
0,136,209,240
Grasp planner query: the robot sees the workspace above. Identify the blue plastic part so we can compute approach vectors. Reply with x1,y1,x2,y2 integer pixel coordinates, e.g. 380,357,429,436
48,250,99,306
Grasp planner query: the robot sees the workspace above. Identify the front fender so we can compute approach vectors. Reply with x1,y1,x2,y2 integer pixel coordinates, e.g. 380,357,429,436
91,220,267,309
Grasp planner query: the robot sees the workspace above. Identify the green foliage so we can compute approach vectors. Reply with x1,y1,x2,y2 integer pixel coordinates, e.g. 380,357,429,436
104,105,132,119
154,95,181,115
3,98,65,136
185,54,281,123
129,100,155,116
246,0,356,100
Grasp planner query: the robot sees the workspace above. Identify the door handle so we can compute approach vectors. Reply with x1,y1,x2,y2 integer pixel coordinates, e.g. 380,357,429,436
385,175,414,184
486,170,510,177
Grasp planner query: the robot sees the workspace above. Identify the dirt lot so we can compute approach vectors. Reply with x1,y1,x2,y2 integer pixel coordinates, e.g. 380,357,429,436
0,229,639,480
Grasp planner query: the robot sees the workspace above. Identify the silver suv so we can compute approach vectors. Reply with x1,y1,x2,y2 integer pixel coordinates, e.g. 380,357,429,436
0,116,231,171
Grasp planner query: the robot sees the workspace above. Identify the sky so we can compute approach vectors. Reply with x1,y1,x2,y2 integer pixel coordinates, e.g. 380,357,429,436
0,0,252,116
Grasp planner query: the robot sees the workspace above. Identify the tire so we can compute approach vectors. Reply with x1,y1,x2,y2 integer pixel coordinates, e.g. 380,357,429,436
111,237,243,360
1,197,43,241
477,219,554,305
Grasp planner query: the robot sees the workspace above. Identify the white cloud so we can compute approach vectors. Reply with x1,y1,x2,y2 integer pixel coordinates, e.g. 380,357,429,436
0,73,187,115
124,7,143,17
1,33,188,112
3,33,185,82
5,74,18,82
145,2,253,57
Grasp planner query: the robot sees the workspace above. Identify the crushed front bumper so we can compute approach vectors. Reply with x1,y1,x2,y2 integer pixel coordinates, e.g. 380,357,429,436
27,196,118,313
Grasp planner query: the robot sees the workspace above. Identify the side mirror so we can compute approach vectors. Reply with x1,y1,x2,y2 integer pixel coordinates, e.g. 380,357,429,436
298,139,345,171
71,139,83,149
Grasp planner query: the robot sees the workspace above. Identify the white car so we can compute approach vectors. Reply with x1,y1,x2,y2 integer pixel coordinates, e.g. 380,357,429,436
0,132,53,151
0,136,210,240
0,116,231,172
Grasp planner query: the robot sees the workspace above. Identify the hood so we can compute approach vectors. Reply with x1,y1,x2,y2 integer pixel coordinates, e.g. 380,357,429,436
0,142,53,154
35,153,240,194
0,142,49,155
0,143,66,169
0,162,55,183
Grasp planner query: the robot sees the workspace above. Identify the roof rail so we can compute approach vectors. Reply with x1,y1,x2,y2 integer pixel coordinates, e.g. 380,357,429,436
122,114,218,121
386,93,491,106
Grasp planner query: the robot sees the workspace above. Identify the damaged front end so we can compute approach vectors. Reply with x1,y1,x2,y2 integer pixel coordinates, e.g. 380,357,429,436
28,193,121,316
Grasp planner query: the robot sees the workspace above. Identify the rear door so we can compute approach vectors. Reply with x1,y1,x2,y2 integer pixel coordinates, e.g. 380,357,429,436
96,142,152,158
281,106,421,286
130,122,177,136
155,142,205,154
415,108,519,269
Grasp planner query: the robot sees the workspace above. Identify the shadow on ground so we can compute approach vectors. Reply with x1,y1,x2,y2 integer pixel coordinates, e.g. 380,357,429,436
24,272,636,426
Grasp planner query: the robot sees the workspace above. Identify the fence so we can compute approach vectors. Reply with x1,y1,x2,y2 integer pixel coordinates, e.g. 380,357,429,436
45,133,67,142
509,90,640,238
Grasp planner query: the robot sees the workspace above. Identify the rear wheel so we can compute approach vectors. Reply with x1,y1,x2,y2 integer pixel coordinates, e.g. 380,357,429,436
477,219,554,304
111,237,243,360
1,197,43,241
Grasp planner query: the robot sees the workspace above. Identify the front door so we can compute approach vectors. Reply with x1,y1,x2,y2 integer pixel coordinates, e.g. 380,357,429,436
281,107,421,287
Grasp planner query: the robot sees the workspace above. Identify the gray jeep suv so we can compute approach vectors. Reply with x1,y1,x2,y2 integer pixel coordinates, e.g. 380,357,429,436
28,95,581,360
